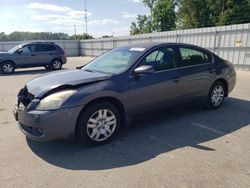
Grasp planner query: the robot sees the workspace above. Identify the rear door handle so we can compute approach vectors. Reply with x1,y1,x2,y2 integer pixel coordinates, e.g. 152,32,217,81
31,54,36,56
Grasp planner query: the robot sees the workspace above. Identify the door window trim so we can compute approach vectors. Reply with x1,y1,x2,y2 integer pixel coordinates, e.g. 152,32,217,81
176,45,214,68
129,44,215,78
129,45,178,77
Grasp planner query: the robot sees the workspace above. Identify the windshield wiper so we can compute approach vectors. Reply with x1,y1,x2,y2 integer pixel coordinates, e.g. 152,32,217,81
76,65,85,70
83,69,95,73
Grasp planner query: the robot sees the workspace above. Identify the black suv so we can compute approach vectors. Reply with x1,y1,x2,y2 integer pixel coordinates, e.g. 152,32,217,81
0,42,67,74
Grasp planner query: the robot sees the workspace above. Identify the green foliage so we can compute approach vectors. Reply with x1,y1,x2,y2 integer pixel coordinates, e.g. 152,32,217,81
207,0,250,26
178,0,212,29
71,33,94,40
130,0,250,34
153,0,176,31
130,15,151,35
0,32,70,41
102,35,114,38
0,32,94,41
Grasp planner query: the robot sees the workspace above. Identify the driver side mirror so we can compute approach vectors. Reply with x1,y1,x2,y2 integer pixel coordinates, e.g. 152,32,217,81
134,65,154,75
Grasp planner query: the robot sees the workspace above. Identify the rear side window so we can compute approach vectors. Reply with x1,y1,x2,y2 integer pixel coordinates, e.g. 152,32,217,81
36,44,56,52
178,47,212,67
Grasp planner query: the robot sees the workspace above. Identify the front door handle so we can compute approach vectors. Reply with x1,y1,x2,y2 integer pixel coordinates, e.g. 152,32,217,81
31,54,36,56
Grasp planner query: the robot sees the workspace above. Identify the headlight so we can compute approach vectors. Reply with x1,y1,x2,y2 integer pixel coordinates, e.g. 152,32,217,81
36,90,76,111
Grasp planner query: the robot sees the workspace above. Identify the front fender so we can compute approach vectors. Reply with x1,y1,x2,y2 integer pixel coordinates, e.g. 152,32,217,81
61,80,128,112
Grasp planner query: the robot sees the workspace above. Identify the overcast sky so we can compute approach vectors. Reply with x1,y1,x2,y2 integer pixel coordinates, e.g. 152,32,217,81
0,0,149,37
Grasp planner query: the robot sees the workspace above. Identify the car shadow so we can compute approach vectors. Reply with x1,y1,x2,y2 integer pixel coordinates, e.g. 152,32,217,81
0,68,67,76
26,97,250,170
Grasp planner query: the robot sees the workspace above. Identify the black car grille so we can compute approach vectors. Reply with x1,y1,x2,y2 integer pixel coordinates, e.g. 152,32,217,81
17,87,34,107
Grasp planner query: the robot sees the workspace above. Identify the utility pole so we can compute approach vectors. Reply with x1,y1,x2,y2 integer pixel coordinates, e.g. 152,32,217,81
84,0,88,35
74,24,77,39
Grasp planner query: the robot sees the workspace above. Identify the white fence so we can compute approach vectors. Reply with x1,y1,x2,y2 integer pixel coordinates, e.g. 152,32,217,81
0,23,250,70
80,23,250,70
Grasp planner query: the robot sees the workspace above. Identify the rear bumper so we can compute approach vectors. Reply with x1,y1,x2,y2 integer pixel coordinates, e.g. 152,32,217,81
62,57,67,64
13,105,82,141
227,69,237,94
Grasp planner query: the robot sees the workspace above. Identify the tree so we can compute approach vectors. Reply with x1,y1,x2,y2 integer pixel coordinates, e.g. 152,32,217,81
153,0,176,31
102,35,113,38
130,0,177,34
70,33,94,40
130,15,151,35
177,0,250,29
143,0,157,32
177,0,213,29
0,32,7,41
207,0,250,26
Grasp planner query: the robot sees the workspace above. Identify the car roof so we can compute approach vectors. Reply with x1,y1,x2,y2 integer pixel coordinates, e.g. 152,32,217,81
21,41,55,46
119,42,212,53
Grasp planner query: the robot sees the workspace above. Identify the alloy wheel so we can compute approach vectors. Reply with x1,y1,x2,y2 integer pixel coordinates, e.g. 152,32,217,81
2,63,14,73
211,85,224,107
86,109,117,142
52,60,62,69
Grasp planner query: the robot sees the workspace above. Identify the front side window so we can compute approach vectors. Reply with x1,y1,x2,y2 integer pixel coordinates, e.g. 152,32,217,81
82,48,144,74
178,47,212,67
21,45,36,53
141,47,176,71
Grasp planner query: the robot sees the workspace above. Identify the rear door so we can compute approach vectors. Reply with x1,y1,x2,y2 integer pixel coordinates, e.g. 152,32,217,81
34,44,56,65
175,45,216,100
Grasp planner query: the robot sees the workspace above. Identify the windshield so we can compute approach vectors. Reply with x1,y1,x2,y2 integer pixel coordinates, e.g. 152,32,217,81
8,45,22,53
82,48,145,74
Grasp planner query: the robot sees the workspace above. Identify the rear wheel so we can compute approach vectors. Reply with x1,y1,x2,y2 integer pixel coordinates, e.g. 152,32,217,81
76,102,121,145
51,59,62,70
1,62,15,74
205,81,226,109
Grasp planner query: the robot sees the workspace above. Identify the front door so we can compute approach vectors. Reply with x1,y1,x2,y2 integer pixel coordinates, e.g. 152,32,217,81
14,44,37,67
127,46,182,115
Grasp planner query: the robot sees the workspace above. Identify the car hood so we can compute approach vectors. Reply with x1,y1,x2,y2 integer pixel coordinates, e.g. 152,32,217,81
26,69,112,98
0,52,9,56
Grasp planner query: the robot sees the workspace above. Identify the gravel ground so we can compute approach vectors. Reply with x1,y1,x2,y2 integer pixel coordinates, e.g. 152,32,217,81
0,57,250,188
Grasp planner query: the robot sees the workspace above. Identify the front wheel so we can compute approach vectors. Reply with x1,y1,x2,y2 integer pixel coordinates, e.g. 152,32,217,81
76,102,121,145
205,81,226,110
51,59,62,70
1,62,15,74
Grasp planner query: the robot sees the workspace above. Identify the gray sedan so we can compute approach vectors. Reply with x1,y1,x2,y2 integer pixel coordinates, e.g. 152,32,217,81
13,43,236,145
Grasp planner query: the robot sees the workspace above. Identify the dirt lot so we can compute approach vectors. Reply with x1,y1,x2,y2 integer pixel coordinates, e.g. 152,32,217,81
0,57,250,188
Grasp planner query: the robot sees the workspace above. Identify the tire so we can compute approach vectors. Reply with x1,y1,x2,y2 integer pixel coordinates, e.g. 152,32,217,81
1,61,15,74
51,59,62,70
76,102,121,145
44,65,51,70
205,81,226,110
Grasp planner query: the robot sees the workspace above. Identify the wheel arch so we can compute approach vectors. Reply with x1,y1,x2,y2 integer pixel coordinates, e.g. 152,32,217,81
214,78,228,97
0,60,16,67
75,96,126,134
51,57,62,63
